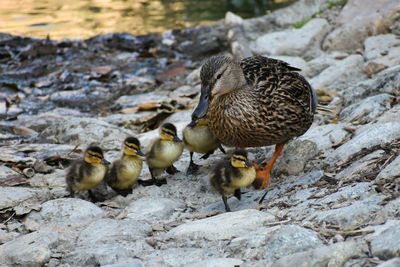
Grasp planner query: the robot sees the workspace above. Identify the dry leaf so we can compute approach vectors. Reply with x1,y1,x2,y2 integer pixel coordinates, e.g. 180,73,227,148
0,175,30,186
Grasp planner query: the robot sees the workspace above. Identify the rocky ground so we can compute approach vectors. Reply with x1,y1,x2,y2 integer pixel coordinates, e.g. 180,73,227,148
0,0,400,266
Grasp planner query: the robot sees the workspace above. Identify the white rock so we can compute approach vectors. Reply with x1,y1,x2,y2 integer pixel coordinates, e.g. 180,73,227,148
167,209,275,241
124,197,185,222
298,123,349,152
370,222,400,260
309,55,366,90
252,19,330,60
328,122,400,163
364,34,400,61
377,155,400,180
376,258,400,267
186,258,243,267
0,230,59,266
24,198,105,231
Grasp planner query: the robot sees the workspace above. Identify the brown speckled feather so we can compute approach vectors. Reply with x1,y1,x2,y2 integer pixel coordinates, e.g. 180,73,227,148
201,55,316,148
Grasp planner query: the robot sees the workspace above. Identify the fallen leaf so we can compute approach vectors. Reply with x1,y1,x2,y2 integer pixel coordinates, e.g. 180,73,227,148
120,107,140,114
156,66,187,81
0,175,29,186
13,126,38,137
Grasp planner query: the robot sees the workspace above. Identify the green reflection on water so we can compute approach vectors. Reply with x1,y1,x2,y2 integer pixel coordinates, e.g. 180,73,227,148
0,0,296,39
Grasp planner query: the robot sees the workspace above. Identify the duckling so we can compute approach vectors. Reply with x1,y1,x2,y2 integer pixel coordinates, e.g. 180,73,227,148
193,55,317,189
210,149,256,212
144,123,183,186
183,117,225,175
66,145,110,201
105,137,144,196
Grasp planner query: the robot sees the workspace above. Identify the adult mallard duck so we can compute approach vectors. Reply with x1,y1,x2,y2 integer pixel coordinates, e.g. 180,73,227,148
66,145,110,201
193,55,317,189
210,149,256,212
182,117,225,175
106,137,144,196
144,123,183,186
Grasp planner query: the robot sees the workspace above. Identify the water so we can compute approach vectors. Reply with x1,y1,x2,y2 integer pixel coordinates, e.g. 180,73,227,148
0,0,295,40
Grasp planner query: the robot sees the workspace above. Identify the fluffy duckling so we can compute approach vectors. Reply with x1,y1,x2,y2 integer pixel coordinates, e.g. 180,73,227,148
106,137,144,196
183,117,225,175
66,145,110,201
144,123,183,186
210,149,256,212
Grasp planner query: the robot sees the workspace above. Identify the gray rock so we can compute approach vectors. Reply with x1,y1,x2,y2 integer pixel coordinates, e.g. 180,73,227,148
342,65,400,106
124,197,186,222
78,218,151,245
339,94,393,123
226,225,323,263
298,123,349,152
377,155,400,180
38,116,133,150
309,194,385,230
376,258,400,267
186,258,243,267
24,198,105,231
0,230,59,266
252,18,329,60
323,0,400,52
316,182,373,205
167,209,275,241
115,91,170,109
370,222,400,260
102,258,144,267
328,122,400,163
273,139,317,176
0,187,51,215
0,229,19,245
364,34,400,67
305,53,345,78
335,150,386,180
50,87,112,107
309,55,366,90
271,240,368,267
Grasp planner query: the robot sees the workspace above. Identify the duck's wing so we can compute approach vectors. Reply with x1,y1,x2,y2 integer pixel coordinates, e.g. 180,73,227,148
240,55,316,114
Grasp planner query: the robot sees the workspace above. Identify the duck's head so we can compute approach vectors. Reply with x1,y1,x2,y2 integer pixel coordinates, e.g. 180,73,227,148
84,146,110,165
231,149,253,168
193,55,247,120
160,123,182,142
123,137,144,156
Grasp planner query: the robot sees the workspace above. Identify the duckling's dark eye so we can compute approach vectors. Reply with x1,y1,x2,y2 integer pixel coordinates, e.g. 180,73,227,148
216,73,222,80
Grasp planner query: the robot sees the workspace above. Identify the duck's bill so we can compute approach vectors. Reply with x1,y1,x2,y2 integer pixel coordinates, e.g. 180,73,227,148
102,158,111,165
245,160,253,167
192,90,210,120
174,135,182,142
137,149,145,156
188,119,197,127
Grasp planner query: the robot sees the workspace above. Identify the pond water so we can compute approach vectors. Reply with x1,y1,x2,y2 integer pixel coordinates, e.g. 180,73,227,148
0,0,296,40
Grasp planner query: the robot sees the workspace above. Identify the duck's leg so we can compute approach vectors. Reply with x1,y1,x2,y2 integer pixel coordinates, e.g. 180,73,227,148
253,143,285,189
139,168,157,186
222,195,231,212
187,152,200,175
234,188,241,200
166,165,178,174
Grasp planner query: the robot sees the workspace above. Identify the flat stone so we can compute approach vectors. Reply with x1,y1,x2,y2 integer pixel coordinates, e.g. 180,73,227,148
252,18,330,60
376,258,400,267
271,240,368,267
309,194,385,230
0,187,51,215
0,230,59,266
24,198,105,231
167,209,275,241
328,122,400,164
370,222,400,260
186,258,243,267
339,94,393,123
124,197,185,222
298,123,349,152
316,183,373,205
305,55,340,78
335,150,386,180
377,155,400,180
364,34,400,65
273,139,317,176
309,55,366,91
78,218,151,245
102,258,144,267
323,0,400,52
226,225,323,263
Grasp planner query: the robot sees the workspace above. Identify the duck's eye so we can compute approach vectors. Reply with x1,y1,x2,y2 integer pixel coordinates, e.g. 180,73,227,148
216,73,222,80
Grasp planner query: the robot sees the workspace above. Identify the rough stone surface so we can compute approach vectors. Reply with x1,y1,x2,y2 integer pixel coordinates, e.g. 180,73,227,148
0,230,59,266
323,0,400,52
252,18,330,60
370,223,400,260
24,198,105,231
377,155,400,180
167,209,275,241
